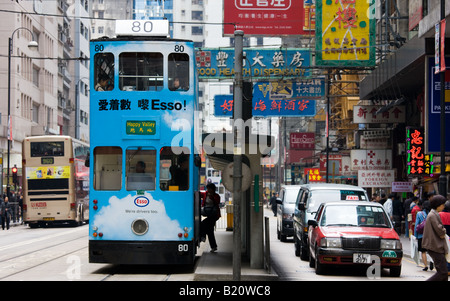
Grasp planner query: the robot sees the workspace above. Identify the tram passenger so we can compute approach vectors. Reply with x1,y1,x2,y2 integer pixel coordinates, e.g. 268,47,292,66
169,77,188,91
200,183,221,252
135,161,146,173
95,74,109,91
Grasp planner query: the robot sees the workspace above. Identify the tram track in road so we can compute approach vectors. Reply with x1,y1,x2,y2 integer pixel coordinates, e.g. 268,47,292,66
0,227,88,280
95,256,202,281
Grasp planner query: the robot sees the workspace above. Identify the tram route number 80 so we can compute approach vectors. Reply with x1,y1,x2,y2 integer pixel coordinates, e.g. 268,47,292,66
178,244,189,252
131,21,154,33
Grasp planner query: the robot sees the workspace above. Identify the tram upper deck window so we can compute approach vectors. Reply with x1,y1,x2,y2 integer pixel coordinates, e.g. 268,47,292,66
160,147,190,191
168,53,189,91
94,53,114,91
93,146,122,190
126,147,156,191
119,52,163,91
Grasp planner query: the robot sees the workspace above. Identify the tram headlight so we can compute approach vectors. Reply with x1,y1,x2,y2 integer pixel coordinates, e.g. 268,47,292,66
131,218,149,236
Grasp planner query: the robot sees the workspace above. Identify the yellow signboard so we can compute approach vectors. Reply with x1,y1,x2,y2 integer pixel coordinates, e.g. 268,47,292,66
26,166,70,179
316,0,375,67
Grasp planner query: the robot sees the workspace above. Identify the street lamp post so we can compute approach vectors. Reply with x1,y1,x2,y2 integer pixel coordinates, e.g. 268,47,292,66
7,28,38,198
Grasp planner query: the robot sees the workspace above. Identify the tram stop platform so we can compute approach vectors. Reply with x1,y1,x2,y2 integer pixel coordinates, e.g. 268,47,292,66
194,229,278,281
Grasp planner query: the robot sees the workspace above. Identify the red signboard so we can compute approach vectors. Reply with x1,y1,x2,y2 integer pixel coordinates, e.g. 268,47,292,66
305,168,325,182
223,0,315,36
290,132,315,150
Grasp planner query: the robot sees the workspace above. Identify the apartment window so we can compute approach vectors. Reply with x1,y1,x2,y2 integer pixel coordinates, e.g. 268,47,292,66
191,26,203,35
32,103,39,123
33,66,40,87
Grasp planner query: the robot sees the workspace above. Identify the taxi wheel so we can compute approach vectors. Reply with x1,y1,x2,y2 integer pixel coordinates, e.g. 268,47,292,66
390,266,401,277
314,248,325,275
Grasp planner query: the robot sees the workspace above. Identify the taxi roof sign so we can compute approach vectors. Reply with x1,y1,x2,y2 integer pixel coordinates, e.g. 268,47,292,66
115,20,169,37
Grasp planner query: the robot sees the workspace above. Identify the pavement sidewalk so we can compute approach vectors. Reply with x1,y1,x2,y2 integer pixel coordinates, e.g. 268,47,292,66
194,229,278,281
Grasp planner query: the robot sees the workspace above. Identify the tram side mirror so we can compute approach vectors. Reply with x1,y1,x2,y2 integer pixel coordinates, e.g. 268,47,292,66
298,202,306,210
194,155,201,167
85,152,90,167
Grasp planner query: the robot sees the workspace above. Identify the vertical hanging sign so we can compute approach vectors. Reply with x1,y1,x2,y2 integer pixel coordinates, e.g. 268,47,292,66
315,0,376,67
406,127,434,176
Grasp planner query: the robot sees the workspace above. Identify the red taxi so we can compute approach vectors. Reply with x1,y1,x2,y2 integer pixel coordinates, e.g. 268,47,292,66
308,201,402,277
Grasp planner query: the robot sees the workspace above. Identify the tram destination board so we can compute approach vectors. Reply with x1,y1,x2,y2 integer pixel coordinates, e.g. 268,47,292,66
126,120,157,136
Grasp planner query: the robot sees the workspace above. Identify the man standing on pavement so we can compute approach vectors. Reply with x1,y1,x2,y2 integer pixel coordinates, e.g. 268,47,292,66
1,197,12,230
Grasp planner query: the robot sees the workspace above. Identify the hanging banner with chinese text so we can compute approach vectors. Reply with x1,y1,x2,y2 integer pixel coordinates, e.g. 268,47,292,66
315,0,376,67
252,81,317,117
223,0,315,36
406,127,435,176
195,48,311,79
353,105,405,123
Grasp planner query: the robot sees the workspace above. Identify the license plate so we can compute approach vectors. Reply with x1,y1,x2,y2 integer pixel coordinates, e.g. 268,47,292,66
43,217,55,221
353,253,371,263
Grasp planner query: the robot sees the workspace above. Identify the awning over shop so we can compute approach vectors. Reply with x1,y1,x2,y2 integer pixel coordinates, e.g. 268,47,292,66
359,36,431,101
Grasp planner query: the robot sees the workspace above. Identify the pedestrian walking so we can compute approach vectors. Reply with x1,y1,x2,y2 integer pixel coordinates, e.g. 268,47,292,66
414,200,432,271
1,197,12,230
269,192,278,217
392,194,403,234
439,200,450,273
422,195,448,281
404,193,414,237
200,183,221,252
383,193,394,220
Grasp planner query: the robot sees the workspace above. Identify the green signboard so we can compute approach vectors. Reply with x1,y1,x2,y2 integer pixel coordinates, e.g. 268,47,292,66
126,120,156,135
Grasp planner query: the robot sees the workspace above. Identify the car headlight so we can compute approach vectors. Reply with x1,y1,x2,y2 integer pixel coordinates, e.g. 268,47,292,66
320,237,342,248
380,239,402,250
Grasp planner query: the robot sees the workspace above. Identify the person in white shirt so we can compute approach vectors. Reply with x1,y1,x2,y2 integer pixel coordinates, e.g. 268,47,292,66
383,193,394,220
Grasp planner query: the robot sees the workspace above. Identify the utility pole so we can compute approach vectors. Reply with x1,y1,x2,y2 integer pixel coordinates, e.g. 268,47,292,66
439,0,447,197
233,30,244,281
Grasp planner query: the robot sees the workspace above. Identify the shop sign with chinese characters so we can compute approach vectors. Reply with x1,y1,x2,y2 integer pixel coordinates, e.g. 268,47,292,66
252,81,317,117
406,127,434,176
358,170,395,188
305,168,325,182
353,105,405,124
223,0,315,36
315,0,376,67
350,149,392,171
195,48,311,79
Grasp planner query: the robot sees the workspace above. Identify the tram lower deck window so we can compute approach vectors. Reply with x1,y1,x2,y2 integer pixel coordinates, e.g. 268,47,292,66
160,147,190,191
126,147,156,191
93,146,122,190
119,52,163,91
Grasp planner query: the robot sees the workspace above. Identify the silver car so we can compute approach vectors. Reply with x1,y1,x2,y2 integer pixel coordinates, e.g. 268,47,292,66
277,185,302,242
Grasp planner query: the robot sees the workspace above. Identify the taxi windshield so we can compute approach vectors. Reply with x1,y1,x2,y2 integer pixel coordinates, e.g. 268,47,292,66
320,205,391,228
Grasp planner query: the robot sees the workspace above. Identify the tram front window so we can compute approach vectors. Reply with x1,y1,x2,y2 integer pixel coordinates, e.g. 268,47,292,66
93,147,122,190
160,147,190,191
126,147,156,191
93,53,114,91
168,53,189,91
119,52,163,91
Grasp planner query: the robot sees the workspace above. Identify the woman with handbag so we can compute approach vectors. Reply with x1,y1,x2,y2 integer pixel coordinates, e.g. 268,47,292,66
422,195,448,281
200,183,221,252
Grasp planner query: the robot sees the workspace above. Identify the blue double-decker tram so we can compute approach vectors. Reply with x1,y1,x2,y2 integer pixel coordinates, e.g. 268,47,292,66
88,20,200,265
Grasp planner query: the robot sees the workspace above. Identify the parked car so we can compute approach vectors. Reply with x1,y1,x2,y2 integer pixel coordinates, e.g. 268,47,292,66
307,201,403,277
276,185,302,241
293,183,369,260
